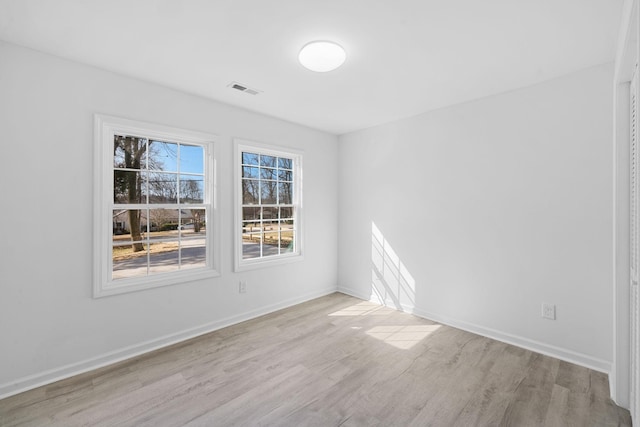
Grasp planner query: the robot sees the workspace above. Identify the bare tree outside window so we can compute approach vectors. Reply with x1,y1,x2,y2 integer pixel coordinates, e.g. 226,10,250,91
114,135,149,252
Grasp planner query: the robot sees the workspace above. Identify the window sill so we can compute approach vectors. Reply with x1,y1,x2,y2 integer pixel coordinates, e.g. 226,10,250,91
234,252,304,273
94,268,220,298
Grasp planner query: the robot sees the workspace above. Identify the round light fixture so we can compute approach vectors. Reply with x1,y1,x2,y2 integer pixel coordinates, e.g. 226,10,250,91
298,41,346,72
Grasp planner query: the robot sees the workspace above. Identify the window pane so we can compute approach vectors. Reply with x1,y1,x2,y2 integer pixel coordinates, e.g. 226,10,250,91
280,221,295,253
114,170,146,204
149,240,180,274
263,207,278,220
263,228,280,257
112,209,147,241
114,138,126,169
260,167,277,180
278,182,292,204
149,140,178,172
138,210,154,234
263,218,277,230
148,173,178,203
242,166,259,178
179,213,198,235
112,241,148,280
149,208,179,232
278,169,292,181
180,144,204,174
242,230,261,259
279,207,293,220
181,238,206,270
185,209,205,233
242,152,259,165
280,230,295,254
180,175,204,203
262,220,278,256
260,155,277,168
243,207,260,221
114,135,147,169
278,157,292,170
261,181,277,204
112,212,128,237
242,179,259,204
243,221,261,234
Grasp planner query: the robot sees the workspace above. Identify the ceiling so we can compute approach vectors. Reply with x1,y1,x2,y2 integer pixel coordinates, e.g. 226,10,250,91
0,0,624,135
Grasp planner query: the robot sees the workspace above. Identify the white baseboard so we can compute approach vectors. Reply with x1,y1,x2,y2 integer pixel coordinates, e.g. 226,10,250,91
337,286,612,375
0,287,337,400
609,363,617,405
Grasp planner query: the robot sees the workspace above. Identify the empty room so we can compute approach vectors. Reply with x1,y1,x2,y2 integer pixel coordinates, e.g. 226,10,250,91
0,0,638,425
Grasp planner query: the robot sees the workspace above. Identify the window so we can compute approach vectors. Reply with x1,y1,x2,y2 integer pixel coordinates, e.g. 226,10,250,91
235,140,303,271
94,115,219,297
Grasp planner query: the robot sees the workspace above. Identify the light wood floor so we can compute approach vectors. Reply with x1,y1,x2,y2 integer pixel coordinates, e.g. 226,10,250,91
0,293,632,426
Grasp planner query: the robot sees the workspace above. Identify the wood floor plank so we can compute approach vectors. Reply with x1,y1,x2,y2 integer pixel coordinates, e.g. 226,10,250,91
451,346,529,426
543,384,570,426
500,353,561,426
0,293,631,427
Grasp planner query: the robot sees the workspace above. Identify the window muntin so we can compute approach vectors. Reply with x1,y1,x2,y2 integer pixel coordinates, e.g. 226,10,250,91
112,135,208,280
236,142,302,270
95,115,218,297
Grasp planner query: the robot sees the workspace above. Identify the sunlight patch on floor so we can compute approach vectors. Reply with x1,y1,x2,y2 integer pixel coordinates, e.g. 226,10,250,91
329,301,393,316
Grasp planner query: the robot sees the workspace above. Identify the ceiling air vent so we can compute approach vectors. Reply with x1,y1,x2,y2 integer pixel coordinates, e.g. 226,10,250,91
228,81,262,95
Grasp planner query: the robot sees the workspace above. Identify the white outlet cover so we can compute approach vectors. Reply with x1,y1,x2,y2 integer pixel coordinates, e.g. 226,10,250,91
542,303,556,320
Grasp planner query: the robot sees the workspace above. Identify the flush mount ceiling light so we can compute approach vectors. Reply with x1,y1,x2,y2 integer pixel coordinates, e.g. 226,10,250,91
298,41,346,72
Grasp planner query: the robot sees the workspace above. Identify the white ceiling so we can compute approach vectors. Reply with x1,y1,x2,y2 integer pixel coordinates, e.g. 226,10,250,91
0,0,624,135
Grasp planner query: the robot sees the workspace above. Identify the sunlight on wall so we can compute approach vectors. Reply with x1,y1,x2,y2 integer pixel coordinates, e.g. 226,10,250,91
365,324,441,349
371,222,416,310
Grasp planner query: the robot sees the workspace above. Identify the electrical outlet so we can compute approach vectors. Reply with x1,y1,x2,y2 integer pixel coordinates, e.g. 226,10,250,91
542,303,556,320
239,281,247,294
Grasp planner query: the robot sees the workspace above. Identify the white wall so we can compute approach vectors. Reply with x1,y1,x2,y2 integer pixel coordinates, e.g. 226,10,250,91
0,41,338,397
338,63,615,372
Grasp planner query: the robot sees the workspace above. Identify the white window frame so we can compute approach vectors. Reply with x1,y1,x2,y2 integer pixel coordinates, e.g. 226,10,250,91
234,139,304,272
94,114,220,298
